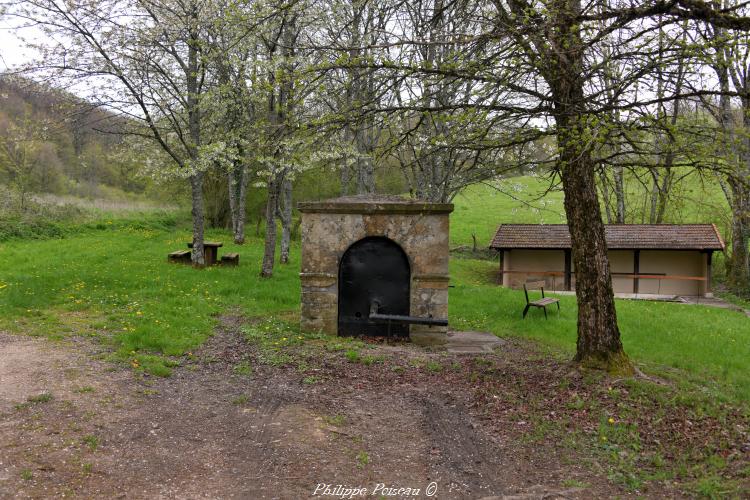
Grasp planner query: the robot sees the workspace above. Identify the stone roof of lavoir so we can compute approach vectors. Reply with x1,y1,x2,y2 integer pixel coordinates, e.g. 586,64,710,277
298,195,454,214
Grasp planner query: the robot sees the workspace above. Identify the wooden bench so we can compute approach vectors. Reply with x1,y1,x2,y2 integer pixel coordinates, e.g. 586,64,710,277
522,281,560,319
221,253,239,266
168,249,191,264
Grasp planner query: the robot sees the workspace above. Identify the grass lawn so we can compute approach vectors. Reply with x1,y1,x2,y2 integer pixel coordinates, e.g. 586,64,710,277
1,217,748,405
450,258,750,403
0,219,300,375
450,177,565,247
447,173,748,402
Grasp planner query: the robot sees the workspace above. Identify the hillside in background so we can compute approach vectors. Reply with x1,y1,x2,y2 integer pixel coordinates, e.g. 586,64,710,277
451,172,731,249
0,76,153,200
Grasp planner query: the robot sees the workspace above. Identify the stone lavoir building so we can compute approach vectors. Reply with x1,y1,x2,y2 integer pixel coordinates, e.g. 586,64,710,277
491,224,725,297
298,195,453,345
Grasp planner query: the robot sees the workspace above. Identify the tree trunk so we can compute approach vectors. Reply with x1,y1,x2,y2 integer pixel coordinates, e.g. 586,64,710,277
728,177,750,292
559,129,631,373
736,108,750,294
549,0,632,374
341,158,351,196
341,127,355,196
228,160,248,244
278,177,292,264
345,3,376,197
356,153,374,194
186,15,204,268
715,54,750,294
19,187,27,212
655,166,673,224
260,176,279,278
599,170,613,223
614,165,625,223
228,170,238,232
649,169,660,224
235,162,248,244
359,157,372,195
189,172,206,267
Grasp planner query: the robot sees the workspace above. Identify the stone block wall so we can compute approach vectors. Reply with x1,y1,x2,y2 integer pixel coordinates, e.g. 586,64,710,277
298,196,453,344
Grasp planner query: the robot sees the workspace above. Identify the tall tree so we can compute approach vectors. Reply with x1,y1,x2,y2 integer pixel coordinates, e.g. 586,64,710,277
332,0,750,371
14,0,228,266
0,108,47,209
205,8,255,245
257,5,318,277
318,0,397,195
259,10,296,277
695,4,750,294
488,0,748,369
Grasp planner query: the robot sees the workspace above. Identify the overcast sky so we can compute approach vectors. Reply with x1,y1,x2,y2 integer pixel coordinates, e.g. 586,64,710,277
0,18,41,72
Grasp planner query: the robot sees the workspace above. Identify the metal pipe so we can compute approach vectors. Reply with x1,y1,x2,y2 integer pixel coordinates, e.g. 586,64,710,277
369,312,448,326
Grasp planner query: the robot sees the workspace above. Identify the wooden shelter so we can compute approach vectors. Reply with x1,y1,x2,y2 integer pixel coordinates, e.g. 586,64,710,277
490,224,725,297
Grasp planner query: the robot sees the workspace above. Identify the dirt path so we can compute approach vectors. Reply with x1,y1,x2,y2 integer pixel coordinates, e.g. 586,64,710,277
0,321,658,499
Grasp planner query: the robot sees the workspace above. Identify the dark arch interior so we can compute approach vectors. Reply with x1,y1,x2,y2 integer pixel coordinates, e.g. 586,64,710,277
338,237,410,337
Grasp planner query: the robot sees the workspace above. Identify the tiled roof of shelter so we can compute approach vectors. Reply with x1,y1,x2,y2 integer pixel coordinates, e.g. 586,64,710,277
490,224,725,251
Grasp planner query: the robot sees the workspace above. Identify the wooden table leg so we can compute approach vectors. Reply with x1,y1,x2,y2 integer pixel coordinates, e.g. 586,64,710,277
206,247,217,266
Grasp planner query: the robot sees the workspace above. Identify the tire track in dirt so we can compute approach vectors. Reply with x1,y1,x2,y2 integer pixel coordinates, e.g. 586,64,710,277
420,395,505,498
240,393,285,479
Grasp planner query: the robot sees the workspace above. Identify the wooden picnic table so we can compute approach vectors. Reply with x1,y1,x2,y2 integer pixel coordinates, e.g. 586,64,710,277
187,241,223,266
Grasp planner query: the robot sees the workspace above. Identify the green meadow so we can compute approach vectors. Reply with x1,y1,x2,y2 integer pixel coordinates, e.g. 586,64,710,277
450,169,730,248
0,176,747,401
0,221,300,375
450,177,566,248
450,258,750,402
